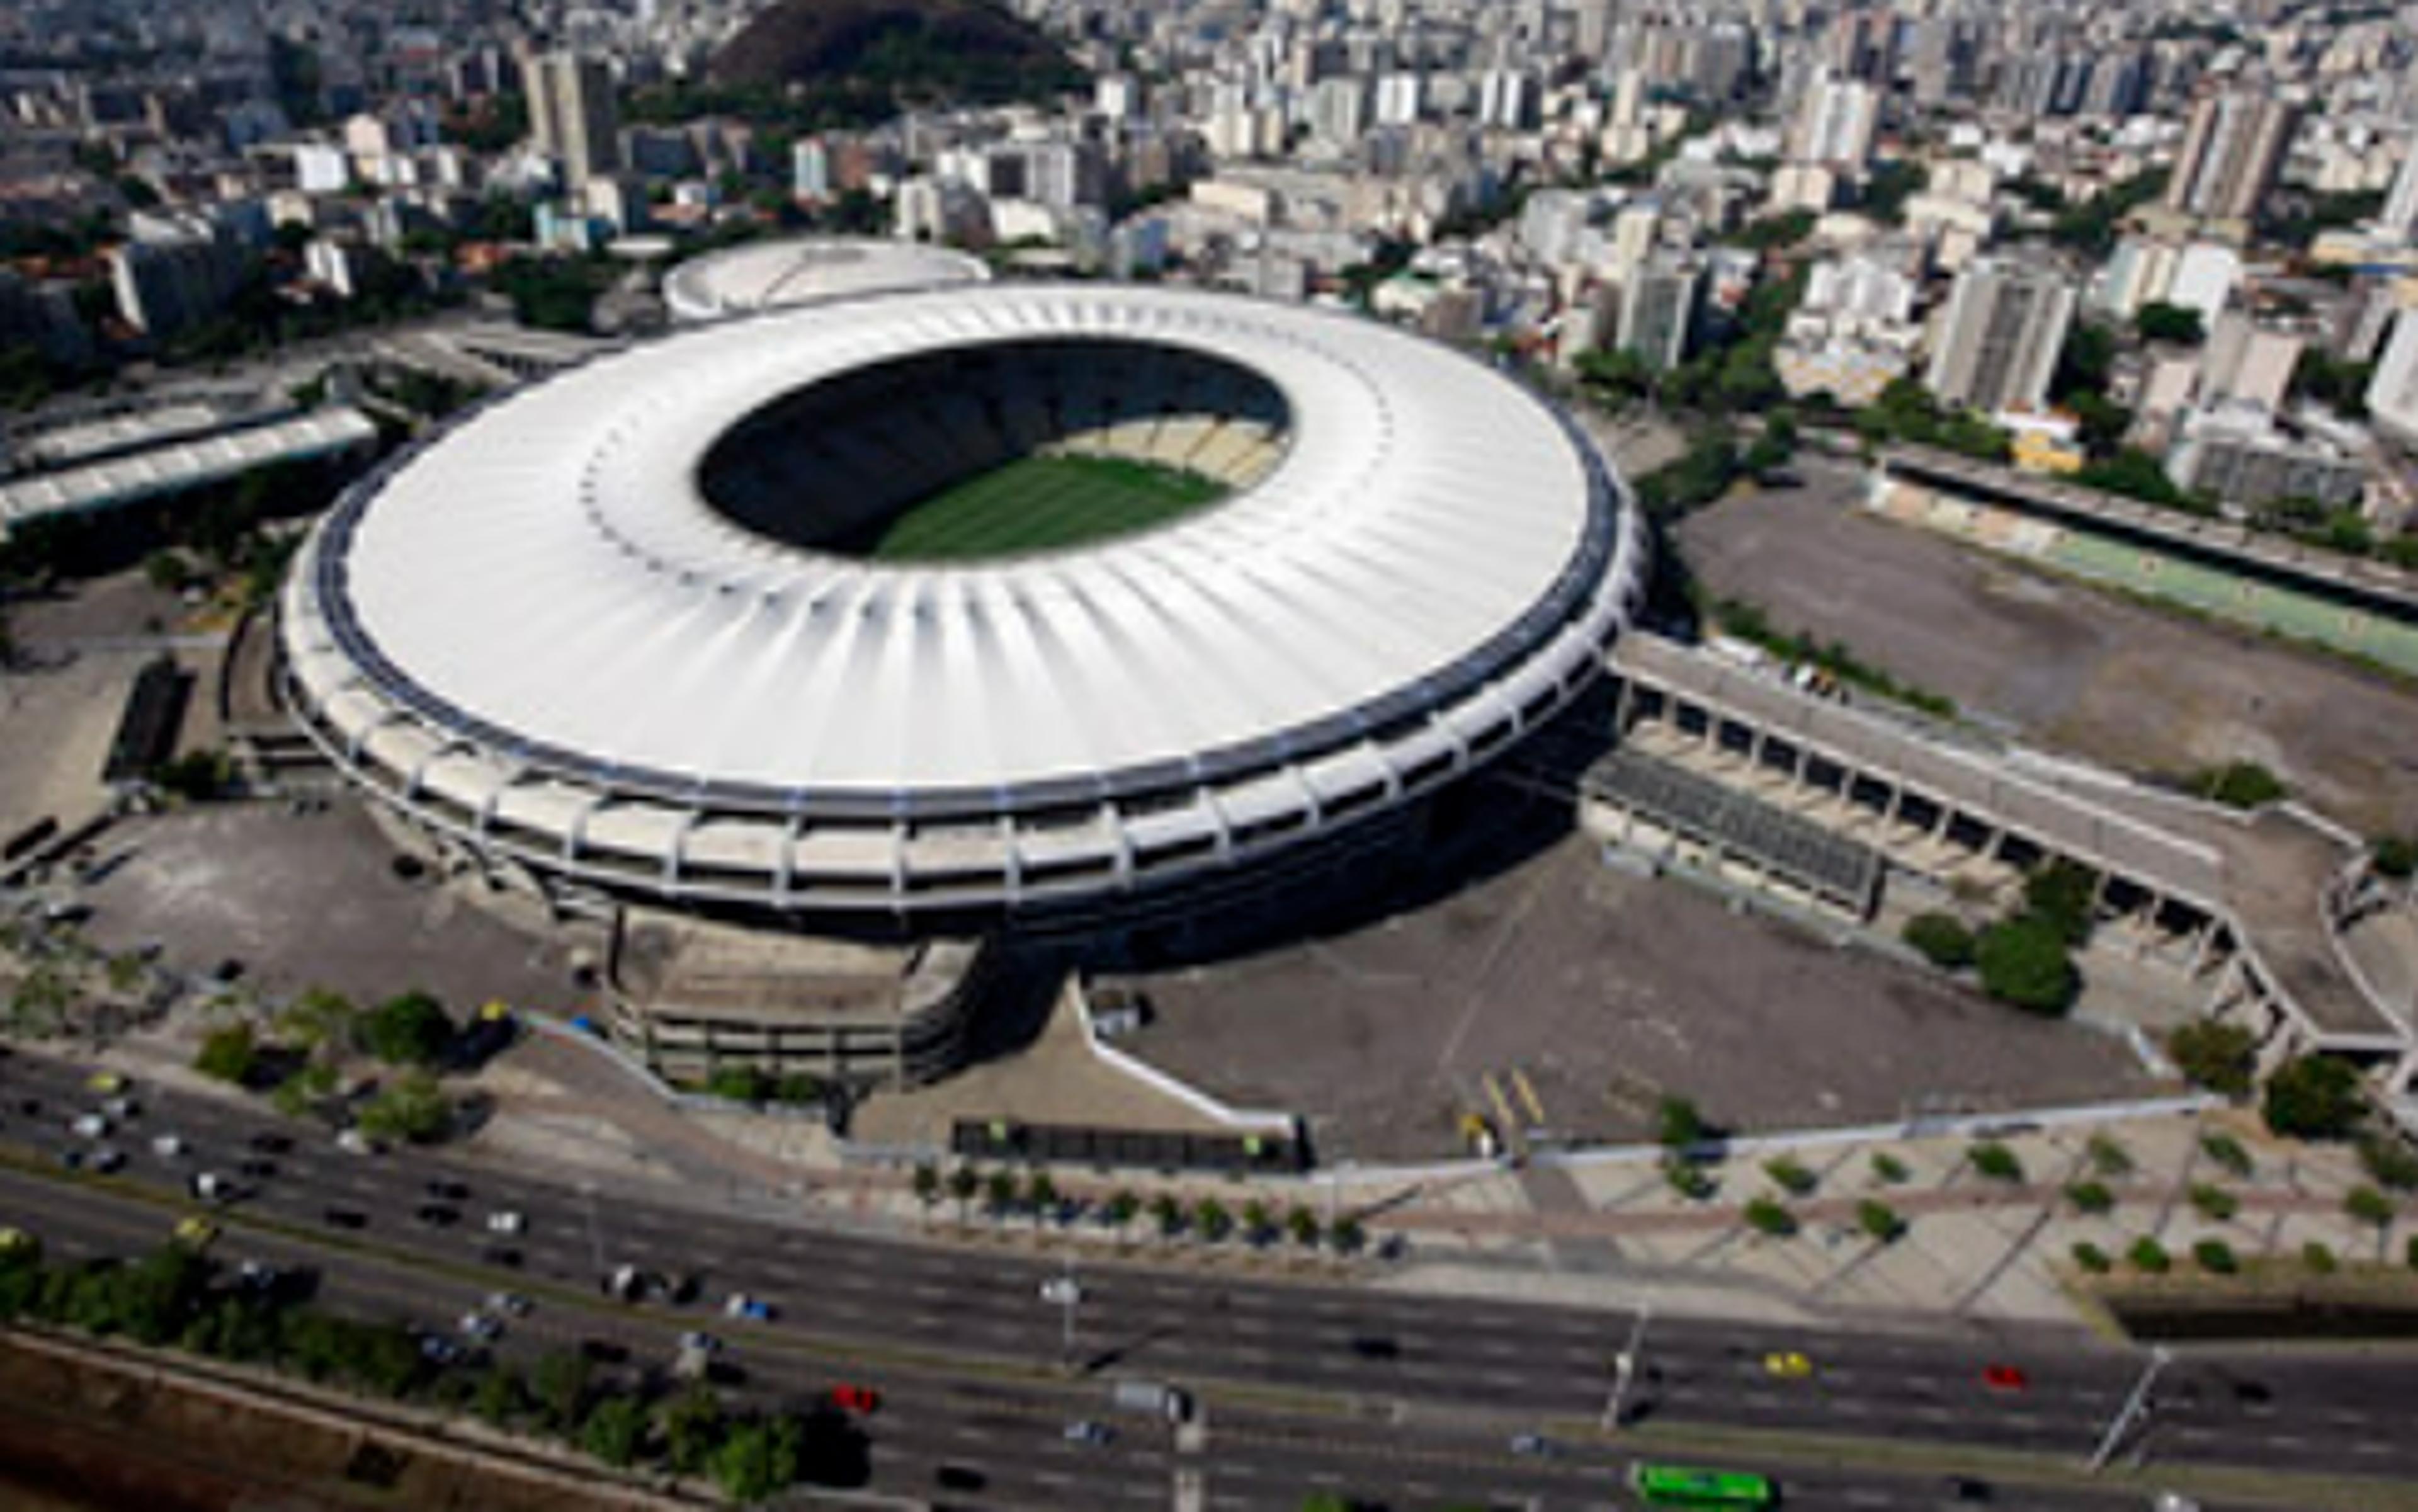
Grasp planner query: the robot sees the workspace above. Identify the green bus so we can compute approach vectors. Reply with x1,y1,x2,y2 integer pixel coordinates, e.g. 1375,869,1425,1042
1630,1462,1778,1506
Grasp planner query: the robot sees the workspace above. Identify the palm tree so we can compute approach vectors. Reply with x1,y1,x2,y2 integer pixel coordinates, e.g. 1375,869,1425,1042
1241,1198,1273,1248
1195,1197,1232,1244
1286,1205,1320,1249
1025,1171,1059,1229
984,1169,1019,1222
947,1164,979,1225
1105,1190,1140,1248
1149,1193,1184,1244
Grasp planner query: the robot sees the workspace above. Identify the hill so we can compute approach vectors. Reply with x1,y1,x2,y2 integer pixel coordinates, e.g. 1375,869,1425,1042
707,0,1084,108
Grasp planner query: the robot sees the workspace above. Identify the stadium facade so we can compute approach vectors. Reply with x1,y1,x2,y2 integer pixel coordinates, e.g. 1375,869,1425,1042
278,283,1649,935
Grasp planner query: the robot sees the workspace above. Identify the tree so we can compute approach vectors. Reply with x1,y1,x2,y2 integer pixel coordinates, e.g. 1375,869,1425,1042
2345,1184,2397,1231
2072,1241,2112,1274
1241,1198,1274,1245
472,1363,526,1428
1968,1142,2024,1182
2262,1054,2366,1140
2193,1239,2239,1275
194,1023,259,1084
1974,916,2079,1015
356,1070,451,1143
2022,859,2099,946
2199,1132,2254,1178
582,1391,650,1467
1104,1190,1140,1244
1762,1157,1817,1196
947,1164,979,1222
1194,1198,1232,1242
2128,1236,2171,1274
2134,302,2205,345
1330,1215,1366,1253
277,987,357,1058
2087,1134,2134,1176
1856,1199,1905,1243
659,1384,724,1476
1903,912,1976,970
1286,1205,1320,1248
2169,1021,2258,1098
2188,1183,2239,1221
712,1418,786,1504
1870,1152,1910,1185
1743,1197,1797,1237
1150,1193,1185,1242
707,1064,769,1103
911,1162,940,1215
144,550,197,594
1025,1171,1059,1227
529,1350,591,1433
1657,1095,1709,1151
2065,1181,2115,1215
2369,836,2415,880
983,1169,1019,1219
2193,762,2285,810
360,990,451,1066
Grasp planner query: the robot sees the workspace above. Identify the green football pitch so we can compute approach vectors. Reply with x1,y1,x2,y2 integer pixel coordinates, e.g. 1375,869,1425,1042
868,453,1228,562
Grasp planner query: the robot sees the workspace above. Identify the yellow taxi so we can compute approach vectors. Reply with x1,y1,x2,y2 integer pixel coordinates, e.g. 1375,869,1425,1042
1762,1350,1814,1379
85,1071,127,1094
0,1226,35,1260
172,1216,219,1250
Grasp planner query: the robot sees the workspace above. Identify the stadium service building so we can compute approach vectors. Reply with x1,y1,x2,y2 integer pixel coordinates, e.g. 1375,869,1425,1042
279,282,1649,940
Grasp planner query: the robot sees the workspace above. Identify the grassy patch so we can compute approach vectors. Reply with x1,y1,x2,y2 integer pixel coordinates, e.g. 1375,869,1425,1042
870,453,1227,561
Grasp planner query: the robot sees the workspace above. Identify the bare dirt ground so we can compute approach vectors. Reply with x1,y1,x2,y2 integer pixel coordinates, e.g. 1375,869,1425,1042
1120,826,2157,1164
1674,467,2418,837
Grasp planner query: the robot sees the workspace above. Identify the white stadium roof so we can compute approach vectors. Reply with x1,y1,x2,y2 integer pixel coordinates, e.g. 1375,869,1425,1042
283,284,1645,916
2,407,378,541
662,236,990,322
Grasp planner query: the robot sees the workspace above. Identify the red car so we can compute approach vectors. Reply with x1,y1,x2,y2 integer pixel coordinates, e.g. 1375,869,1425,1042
1982,1363,2029,1392
831,1384,882,1414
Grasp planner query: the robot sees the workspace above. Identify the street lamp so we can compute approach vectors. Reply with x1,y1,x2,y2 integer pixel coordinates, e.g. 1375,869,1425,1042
1603,1304,1653,1431
2089,1345,2172,1472
1040,1259,1082,1372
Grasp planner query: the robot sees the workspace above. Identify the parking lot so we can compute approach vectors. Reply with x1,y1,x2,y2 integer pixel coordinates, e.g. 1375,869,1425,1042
1118,822,2158,1164
66,799,587,1016
1675,465,2418,836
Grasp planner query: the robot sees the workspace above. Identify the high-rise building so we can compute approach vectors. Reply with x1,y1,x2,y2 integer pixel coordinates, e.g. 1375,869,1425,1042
2380,139,2418,246
1924,254,2077,415
1787,70,1879,171
2163,91,2298,224
1477,68,1539,130
525,50,619,189
1618,254,1702,372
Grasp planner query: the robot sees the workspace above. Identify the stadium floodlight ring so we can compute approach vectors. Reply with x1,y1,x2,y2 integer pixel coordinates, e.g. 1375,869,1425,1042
280,283,1649,918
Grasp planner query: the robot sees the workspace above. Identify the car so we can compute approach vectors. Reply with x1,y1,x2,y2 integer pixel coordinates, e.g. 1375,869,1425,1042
335,1129,380,1156
1509,1433,1552,1457
724,1293,773,1322
415,1204,460,1227
934,1464,986,1492
677,1330,723,1355
1349,1335,1399,1359
238,1158,278,1179
580,1338,631,1365
17,1097,42,1116
69,1113,109,1139
91,1146,125,1174
99,1096,138,1120
1981,1363,2028,1392
190,1172,240,1202
482,1245,524,1270
150,1134,186,1157
57,1148,85,1171
426,1179,470,1202
173,1216,218,1249
1064,1420,1113,1446
418,1334,463,1365
84,1071,126,1094
1763,1350,1814,1379
485,1210,524,1236
1942,1474,1993,1502
247,1132,292,1155
458,1312,502,1341
485,1292,532,1317
830,1384,882,1414
323,1207,368,1230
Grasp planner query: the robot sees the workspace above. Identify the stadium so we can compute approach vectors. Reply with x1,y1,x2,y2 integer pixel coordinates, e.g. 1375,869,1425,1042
659,236,990,323
277,282,1649,935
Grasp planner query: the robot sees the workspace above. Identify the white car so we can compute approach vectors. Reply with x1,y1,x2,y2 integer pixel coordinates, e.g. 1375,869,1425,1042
336,1129,380,1156
69,1113,109,1139
485,1292,532,1317
458,1312,502,1341
485,1210,524,1236
150,1134,186,1157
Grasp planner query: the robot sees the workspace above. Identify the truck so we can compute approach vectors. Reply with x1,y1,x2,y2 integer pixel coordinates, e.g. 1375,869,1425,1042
1109,1380,1191,1424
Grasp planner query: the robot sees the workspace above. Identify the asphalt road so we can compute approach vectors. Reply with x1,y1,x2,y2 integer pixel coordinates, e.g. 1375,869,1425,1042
1,1045,2409,1511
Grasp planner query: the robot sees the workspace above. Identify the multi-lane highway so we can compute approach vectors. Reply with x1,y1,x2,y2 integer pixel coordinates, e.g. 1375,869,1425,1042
2,1043,2412,1511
